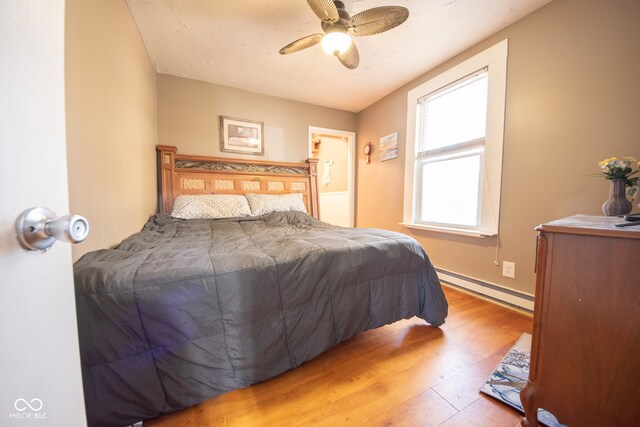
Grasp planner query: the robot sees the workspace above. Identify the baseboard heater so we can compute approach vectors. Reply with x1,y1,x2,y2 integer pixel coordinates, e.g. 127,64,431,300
435,267,534,312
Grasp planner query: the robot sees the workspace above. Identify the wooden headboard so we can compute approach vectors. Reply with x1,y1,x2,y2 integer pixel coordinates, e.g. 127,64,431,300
156,145,320,218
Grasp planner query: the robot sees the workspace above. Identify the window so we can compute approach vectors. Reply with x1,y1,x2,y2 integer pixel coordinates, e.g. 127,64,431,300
403,40,508,237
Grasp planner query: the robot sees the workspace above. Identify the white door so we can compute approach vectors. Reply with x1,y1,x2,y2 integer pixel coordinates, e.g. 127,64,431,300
308,126,356,227
0,2,87,426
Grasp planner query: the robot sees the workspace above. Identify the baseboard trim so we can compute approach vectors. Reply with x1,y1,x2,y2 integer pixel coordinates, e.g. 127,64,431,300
435,267,534,312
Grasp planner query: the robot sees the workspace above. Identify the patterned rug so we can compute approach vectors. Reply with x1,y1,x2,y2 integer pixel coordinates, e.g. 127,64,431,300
480,333,562,427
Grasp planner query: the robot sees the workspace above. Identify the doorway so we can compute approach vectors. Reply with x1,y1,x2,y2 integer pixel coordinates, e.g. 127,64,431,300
308,126,356,227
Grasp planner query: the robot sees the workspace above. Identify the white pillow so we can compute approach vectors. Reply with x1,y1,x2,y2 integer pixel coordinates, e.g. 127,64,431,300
171,194,251,219
245,193,308,216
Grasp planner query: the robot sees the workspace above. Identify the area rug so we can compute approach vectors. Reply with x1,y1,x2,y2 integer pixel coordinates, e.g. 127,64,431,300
480,333,561,427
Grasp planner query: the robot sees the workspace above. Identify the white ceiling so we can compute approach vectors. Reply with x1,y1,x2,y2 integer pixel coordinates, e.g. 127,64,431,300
127,0,553,112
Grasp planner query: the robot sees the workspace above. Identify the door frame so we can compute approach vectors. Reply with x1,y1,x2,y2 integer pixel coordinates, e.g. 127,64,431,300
308,126,356,227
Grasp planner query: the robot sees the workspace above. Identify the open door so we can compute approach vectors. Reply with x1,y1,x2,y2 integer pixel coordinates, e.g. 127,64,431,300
308,126,356,227
0,2,87,425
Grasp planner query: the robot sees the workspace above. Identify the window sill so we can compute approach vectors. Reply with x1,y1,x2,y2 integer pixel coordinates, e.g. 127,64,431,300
400,223,497,238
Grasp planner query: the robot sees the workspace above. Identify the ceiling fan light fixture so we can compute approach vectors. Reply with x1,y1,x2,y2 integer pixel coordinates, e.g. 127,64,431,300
279,0,408,69
321,32,351,56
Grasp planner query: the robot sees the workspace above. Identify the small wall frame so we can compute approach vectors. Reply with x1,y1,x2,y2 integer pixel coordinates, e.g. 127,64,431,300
219,115,264,156
379,132,398,161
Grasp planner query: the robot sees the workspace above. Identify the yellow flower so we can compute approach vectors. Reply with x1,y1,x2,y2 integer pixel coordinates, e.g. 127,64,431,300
598,157,617,167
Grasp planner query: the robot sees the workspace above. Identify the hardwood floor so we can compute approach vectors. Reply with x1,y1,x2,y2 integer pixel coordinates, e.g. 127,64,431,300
146,286,533,427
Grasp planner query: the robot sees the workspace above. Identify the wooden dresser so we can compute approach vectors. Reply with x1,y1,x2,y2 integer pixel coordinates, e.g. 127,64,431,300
521,215,640,427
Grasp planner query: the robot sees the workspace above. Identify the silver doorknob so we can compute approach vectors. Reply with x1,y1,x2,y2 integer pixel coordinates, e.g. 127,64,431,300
15,207,89,251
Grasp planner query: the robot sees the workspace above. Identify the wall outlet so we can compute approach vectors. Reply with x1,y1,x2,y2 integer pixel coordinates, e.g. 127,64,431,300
503,261,516,278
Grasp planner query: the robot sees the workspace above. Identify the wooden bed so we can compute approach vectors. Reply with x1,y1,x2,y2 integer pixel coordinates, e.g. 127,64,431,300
74,145,448,427
156,145,320,218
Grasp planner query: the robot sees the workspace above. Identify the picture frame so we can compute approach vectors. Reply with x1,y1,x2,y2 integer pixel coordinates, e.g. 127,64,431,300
219,115,264,156
379,132,398,161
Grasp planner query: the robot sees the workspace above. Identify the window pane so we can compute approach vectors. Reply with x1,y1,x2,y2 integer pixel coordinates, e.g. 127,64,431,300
421,74,487,151
419,153,481,226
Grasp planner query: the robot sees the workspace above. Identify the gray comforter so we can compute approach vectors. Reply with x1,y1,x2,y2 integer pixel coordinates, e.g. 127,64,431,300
74,212,448,426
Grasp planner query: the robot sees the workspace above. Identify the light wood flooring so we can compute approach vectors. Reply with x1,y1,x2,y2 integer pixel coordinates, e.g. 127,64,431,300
146,286,533,427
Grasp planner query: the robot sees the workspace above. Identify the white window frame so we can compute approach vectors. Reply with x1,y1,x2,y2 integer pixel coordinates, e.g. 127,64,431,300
403,39,508,238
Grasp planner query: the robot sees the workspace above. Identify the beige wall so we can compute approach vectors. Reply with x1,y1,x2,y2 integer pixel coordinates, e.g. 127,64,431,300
356,0,640,294
157,75,357,163
65,0,158,261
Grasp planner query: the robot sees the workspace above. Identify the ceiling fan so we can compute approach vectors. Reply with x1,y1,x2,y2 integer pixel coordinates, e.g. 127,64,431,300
279,0,409,70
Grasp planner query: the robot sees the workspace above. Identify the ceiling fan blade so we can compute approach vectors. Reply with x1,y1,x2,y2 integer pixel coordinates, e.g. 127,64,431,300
307,0,339,23
279,34,324,55
338,42,359,69
348,6,409,36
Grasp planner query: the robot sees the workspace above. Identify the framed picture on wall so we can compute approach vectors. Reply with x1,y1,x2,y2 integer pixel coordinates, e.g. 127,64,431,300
219,115,264,156
379,132,398,161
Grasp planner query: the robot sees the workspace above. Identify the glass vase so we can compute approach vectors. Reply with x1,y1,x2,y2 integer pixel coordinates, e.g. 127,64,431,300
601,179,632,216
